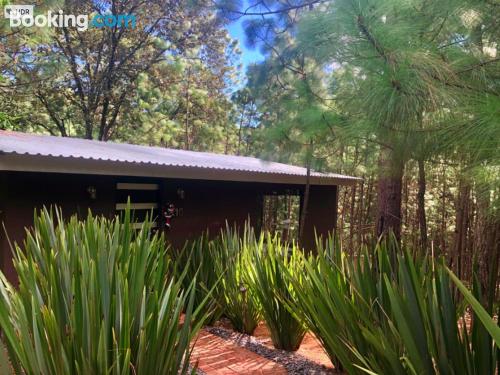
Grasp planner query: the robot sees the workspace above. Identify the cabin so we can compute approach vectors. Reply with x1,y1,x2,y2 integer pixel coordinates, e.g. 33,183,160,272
0,130,358,281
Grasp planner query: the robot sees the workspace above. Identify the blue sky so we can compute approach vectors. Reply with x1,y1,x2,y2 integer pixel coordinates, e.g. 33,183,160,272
226,18,265,72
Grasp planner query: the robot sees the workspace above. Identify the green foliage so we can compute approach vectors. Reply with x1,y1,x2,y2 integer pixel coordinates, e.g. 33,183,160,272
172,232,223,324
0,207,207,375
122,56,239,152
172,227,262,334
287,235,499,374
2,210,496,374
0,112,17,130
447,268,500,347
212,225,261,335
1,0,240,144
236,1,500,311
248,233,306,351
246,60,334,169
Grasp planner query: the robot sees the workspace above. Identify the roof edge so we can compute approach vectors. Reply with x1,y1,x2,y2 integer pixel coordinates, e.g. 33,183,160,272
0,154,360,186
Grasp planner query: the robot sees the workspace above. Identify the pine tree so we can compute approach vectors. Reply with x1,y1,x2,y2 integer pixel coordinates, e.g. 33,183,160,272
1,0,238,142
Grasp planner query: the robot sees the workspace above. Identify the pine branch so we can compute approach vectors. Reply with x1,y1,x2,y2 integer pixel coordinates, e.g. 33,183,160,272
219,0,325,17
457,58,500,74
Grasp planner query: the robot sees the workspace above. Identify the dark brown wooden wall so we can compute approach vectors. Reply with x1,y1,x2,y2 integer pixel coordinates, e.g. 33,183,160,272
159,178,264,247
0,172,117,282
0,171,338,282
300,185,338,251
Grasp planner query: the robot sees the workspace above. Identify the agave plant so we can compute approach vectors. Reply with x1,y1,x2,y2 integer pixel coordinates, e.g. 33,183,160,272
0,207,208,375
248,233,306,351
213,224,261,335
171,232,223,324
287,235,500,374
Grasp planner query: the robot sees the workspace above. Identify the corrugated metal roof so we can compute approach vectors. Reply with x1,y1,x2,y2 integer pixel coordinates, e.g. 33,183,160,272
0,130,359,184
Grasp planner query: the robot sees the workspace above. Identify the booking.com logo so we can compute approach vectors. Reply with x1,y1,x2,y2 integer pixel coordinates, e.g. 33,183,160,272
4,5,136,31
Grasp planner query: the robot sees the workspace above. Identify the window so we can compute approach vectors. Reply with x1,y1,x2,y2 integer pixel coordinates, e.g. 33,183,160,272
116,182,160,229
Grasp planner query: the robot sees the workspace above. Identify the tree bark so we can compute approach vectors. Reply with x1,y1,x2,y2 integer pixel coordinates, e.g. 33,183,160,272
224,122,230,154
453,177,470,279
184,66,191,150
473,182,499,311
349,183,357,251
299,141,313,247
237,103,247,156
364,174,374,234
299,163,311,247
440,167,447,256
376,146,404,242
417,159,428,251
356,178,365,249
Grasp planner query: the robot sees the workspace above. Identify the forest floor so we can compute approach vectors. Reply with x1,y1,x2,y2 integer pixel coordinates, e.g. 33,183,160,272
191,319,336,374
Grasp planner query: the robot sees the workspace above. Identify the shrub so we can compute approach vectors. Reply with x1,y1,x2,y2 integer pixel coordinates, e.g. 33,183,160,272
172,232,223,324
213,225,261,335
288,235,500,374
0,208,207,375
249,233,306,351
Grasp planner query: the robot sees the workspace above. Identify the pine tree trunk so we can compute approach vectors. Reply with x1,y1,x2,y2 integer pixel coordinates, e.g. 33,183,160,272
440,167,447,256
237,103,247,156
403,174,409,243
339,188,348,242
357,178,365,249
184,66,191,150
474,183,499,311
349,142,359,250
453,178,470,280
364,174,374,234
285,195,292,242
272,196,278,232
376,146,404,242
224,124,230,154
299,163,311,247
417,159,428,252
299,141,313,247
349,183,357,251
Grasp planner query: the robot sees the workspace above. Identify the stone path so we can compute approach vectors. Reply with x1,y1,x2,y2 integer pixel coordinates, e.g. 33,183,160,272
191,329,288,374
253,322,333,369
